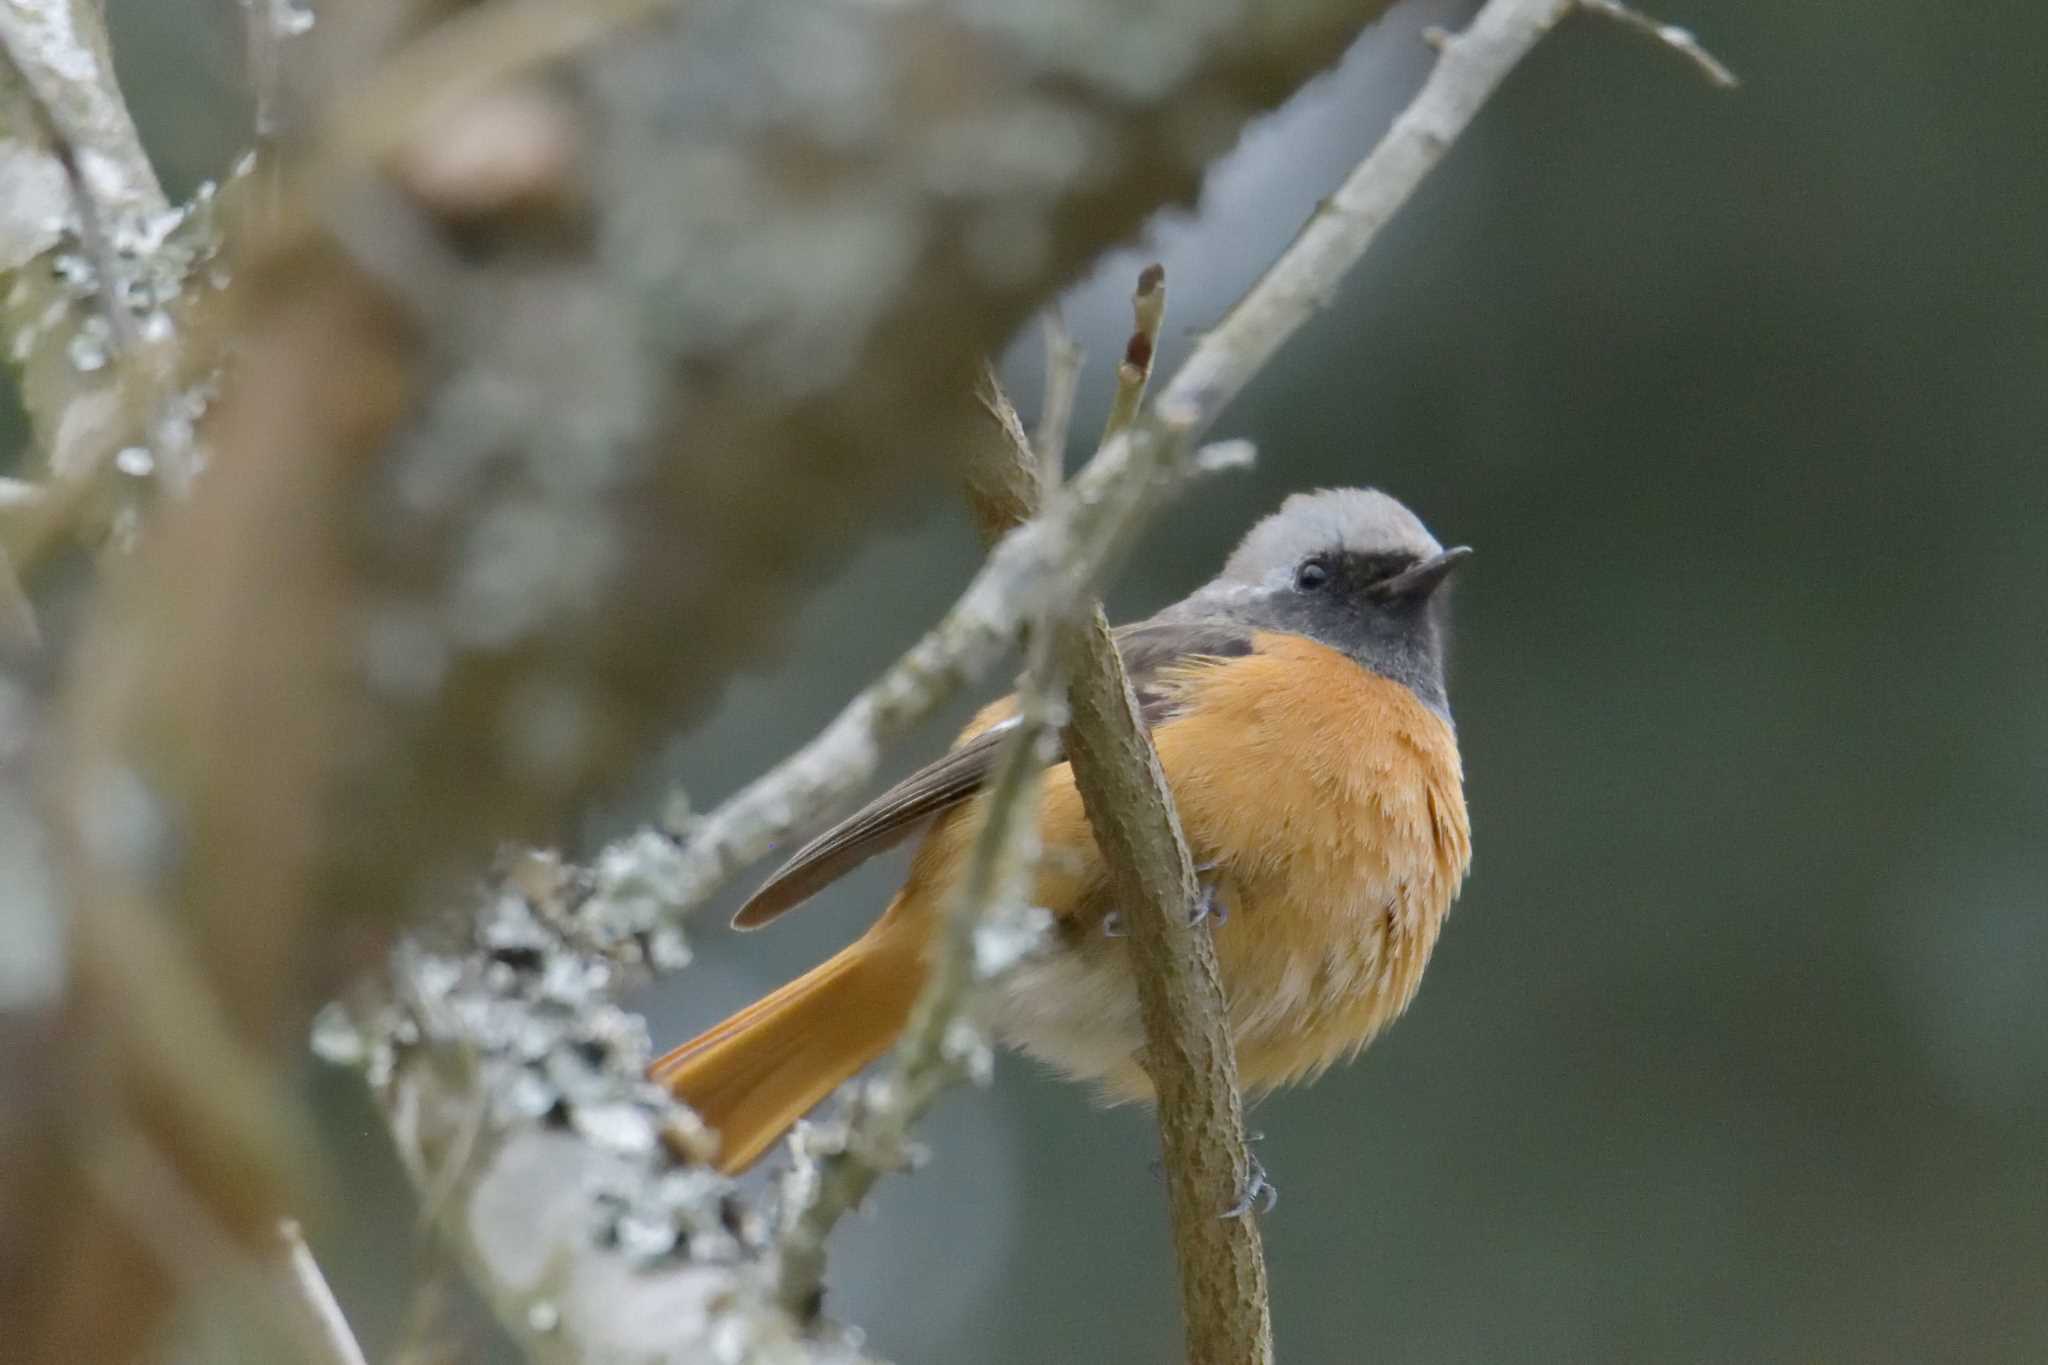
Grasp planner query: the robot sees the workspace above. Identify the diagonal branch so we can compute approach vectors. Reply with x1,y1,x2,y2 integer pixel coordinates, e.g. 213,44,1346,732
772,586,1064,1321
583,420,1252,951
1159,0,1588,440
1579,0,1739,88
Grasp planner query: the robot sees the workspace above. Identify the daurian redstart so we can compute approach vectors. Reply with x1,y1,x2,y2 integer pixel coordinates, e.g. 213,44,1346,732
653,488,1473,1174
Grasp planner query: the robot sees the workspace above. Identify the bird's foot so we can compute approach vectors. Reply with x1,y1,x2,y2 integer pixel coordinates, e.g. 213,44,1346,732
1187,861,1227,927
1220,1148,1278,1220
1103,862,1223,937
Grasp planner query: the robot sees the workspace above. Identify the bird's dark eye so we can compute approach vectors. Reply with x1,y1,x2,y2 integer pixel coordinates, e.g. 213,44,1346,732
1295,558,1331,591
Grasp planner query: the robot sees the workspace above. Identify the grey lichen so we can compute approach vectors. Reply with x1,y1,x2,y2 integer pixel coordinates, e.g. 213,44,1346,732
330,857,841,1364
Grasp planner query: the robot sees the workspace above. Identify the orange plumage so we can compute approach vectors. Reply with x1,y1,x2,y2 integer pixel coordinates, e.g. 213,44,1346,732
652,489,1474,1175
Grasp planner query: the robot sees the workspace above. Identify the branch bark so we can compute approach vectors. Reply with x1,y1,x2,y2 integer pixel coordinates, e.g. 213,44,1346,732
772,619,1060,1321
960,267,1274,1365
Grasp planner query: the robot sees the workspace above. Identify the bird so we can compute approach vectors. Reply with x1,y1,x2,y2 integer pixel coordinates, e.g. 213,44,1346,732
651,487,1473,1176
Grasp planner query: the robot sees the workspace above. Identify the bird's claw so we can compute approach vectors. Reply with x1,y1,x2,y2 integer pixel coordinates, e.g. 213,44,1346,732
1187,863,1227,927
1105,861,1223,936
1220,1152,1278,1220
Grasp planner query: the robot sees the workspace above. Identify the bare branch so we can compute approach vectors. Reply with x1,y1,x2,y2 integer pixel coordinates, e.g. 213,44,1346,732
1579,0,1739,88
1032,313,1083,488
1103,263,1166,442
271,1220,371,1365
1161,0,1595,440
774,632,1060,1319
1060,608,1273,1363
585,421,1252,950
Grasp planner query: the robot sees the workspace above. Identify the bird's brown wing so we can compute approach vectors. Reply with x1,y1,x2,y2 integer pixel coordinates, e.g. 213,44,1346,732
730,618,1254,928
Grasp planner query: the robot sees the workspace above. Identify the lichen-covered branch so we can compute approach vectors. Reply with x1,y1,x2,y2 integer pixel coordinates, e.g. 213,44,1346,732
343,408,1246,1365
1,9,250,1364
0,0,232,570
324,860,821,1365
56,0,1410,1047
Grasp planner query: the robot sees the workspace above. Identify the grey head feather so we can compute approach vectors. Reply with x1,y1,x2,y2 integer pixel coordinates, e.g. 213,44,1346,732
1218,488,1446,590
1155,487,1465,718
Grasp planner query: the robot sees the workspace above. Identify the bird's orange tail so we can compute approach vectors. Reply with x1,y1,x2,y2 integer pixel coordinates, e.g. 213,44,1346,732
651,923,924,1174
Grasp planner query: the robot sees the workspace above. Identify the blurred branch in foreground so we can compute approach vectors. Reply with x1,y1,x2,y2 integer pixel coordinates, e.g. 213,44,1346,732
0,0,1733,1361
18,0,1412,1355
342,408,1253,1362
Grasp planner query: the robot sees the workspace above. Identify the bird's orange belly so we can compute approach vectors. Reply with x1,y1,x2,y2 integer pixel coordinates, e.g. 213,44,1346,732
986,632,1471,1100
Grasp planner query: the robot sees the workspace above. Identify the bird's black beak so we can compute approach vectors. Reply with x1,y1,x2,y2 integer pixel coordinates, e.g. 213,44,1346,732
1372,545,1473,601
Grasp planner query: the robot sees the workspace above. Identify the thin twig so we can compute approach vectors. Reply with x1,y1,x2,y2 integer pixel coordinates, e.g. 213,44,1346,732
963,360,1043,546
1159,0,1652,442
1033,312,1083,489
238,0,302,222
21,103,142,358
1103,263,1166,442
774,627,1061,1318
594,422,1250,934
1579,0,1739,88
0,2,165,216
273,1219,373,1365
961,263,1273,1364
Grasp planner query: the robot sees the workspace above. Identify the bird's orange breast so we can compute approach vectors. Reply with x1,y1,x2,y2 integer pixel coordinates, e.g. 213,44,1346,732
1153,631,1470,1089
913,630,1472,1100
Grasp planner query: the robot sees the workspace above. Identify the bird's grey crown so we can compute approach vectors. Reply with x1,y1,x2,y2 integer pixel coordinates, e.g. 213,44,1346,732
1218,487,1445,590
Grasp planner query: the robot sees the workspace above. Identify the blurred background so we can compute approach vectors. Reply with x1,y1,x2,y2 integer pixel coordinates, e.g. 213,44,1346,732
22,0,2043,1360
